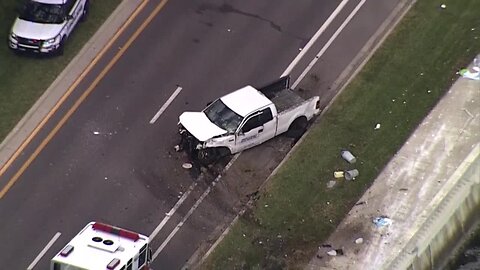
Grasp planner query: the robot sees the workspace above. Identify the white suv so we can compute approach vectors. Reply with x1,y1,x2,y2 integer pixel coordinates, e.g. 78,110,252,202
8,0,89,55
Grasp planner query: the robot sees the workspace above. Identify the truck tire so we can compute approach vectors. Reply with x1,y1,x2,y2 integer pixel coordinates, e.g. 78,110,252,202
286,117,308,139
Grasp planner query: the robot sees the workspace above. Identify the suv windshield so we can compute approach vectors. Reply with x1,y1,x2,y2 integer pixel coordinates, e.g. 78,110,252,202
204,99,243,133
19,1,65,24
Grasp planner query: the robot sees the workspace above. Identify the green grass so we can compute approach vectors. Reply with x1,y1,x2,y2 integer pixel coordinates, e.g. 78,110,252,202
0,0,121,141
202,0,480,269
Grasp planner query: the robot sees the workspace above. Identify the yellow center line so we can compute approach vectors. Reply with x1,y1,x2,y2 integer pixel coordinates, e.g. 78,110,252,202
0,0,170,199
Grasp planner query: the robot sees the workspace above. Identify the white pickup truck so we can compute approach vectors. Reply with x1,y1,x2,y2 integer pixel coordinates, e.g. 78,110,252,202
178,76,320,164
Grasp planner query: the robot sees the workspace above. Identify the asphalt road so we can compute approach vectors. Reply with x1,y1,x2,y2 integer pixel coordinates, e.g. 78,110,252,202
0,0,403,269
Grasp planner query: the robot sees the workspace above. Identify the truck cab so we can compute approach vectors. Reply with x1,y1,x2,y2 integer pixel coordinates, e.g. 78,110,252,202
178,76,320,165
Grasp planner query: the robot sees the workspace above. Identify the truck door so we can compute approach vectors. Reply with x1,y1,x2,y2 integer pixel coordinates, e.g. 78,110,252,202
235,108,276,152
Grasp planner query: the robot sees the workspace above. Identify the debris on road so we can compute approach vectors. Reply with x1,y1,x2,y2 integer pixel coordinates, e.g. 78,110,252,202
345,169,359,181
341,150,356,163
93,131,100,135
182,163,193,169
374,123,381,130
174,145,181,152
327,250,337,256
373,216,393,228
355,237,364,244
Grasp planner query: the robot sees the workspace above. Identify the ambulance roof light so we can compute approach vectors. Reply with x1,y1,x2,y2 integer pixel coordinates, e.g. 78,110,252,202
92,222,140,241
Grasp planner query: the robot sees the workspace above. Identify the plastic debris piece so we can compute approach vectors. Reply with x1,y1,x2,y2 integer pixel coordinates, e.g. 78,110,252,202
374,123,381,130
174,145,180,152
345,169,359,181
341,150,356,164
373,216,393,227
355,238,364,244
327,250,337,256
182,163,193,169
327,180,336,189
93,131,100,135
334,171,344,178
459,67,480,80
440,4,446,9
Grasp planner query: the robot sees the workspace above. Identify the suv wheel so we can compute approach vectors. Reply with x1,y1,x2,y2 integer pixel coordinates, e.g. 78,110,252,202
80,0,90,22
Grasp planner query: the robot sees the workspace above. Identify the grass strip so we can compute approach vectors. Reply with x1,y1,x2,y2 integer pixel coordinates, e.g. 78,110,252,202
0,0,121,141
202,0,480,269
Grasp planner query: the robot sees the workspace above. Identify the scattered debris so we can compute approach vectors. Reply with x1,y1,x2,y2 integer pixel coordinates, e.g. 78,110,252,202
182,163,193,169
355,237,364,244
334,171,344,178
174,145,181,152
341,150,356,163
374,123,381,130
373,216,393,228
327,250,337,256
345,169,359,181
264,204,269,208
459,66,480,80
104,176,108,180
93,131,100,135
327,180,336,189
440,4,446,9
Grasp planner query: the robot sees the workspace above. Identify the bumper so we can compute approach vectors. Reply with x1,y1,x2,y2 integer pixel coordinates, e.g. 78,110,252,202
8,38,60,54
178,125,203,156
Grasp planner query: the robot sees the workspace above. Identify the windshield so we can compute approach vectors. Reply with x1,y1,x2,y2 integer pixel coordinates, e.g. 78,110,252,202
204,99,243,133
19,1,65,24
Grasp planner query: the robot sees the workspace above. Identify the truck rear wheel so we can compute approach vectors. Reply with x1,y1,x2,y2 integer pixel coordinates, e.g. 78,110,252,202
286,117,308,139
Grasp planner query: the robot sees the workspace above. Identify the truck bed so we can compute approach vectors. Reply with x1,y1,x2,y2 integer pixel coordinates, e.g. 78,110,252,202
270,88,306,113
258,76,306,113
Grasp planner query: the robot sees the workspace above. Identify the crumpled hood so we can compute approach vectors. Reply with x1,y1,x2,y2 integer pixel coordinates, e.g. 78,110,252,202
11,18,63,40
179,112,227,142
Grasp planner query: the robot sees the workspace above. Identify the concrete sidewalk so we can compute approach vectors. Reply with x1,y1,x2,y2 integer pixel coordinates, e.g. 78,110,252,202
306,55,480,269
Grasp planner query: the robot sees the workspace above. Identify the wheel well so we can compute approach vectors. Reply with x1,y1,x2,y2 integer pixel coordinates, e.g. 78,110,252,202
289,116,308,129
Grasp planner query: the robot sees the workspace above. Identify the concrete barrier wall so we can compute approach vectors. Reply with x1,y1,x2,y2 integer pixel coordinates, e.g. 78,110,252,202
388,146,480,270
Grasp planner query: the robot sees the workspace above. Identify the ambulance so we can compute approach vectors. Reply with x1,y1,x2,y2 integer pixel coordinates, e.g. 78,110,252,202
51,222,152,270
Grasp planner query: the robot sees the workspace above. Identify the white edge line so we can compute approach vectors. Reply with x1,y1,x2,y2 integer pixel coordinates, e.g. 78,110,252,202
149,86,183,124
292,0,367,89
27,232,61,270
149,181,197,240
153,185,213,260
152,154,240,261
281,0,350,77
